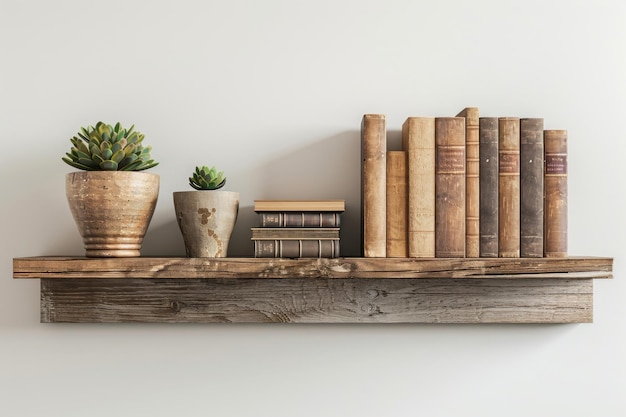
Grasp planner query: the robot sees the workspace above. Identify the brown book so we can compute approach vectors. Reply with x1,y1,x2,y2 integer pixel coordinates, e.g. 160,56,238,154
361,114,387,257
498,117,521,257
544,130,568,257
457,107,480,257
258,212,341,228
386,151,408,257
435,117,466,257
520,118,544,257
251,228,340,239
402,117,436,257
479,117,499,257
254,200,345,212
254,239,340,258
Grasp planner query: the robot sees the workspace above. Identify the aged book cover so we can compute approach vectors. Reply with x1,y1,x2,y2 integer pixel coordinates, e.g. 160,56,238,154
544,129,568,257
520,118,544,257
361,114,387,257
402,117,436,257
457,107,480,257
479,117,499,257
498,117,521,257
386,150,408,257
258,212,341,228
254,239,340,258
254,200,345,212
251,228,340,239
435,117,466,257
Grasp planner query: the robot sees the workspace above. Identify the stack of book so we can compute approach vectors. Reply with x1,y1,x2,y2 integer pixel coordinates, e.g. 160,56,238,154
361,109,567,259
252,199,345,258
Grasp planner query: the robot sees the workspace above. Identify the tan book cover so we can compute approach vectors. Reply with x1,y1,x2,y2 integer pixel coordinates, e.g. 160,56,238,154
498,117,521,257
402,117,436,257
254,200,345,212
386,151,408,257
457,107,480,257
435,117,466,257
251,228,340,240
544,130,568,257
361,114,387,257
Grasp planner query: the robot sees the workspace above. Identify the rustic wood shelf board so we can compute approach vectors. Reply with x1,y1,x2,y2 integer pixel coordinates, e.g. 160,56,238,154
13,257,612,324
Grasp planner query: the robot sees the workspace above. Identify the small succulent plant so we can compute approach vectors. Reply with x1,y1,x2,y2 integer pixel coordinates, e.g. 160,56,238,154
189,166,226,190
62,121,158,171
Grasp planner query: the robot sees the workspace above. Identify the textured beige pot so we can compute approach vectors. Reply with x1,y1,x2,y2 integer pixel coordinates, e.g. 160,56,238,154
173,190,239,257
66,171,160,257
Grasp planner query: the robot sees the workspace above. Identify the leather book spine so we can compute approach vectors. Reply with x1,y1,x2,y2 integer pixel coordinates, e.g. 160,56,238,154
520,118,544,257
402,117,436,257
457,107,480,257
435,117,466,257
361,114,387,257
543,130,568,257
479,117,499,257
254,239,340,258
386,151,408,257
498,117,521,258
258,212,341,228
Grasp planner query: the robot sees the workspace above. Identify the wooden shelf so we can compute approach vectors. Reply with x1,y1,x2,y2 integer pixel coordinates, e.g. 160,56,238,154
13,256,613,324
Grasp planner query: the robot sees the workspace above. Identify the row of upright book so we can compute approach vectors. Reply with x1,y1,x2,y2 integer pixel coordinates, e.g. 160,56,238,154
361,108,567,258
252,199,344,258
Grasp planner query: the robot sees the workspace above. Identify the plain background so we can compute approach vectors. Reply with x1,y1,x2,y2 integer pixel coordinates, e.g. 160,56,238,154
1,1,624,416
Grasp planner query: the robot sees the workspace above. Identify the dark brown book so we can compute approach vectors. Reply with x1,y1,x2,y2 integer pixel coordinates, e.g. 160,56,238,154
479,117,499,257
402,117,435,257
254,239,340,258
520,118,544,257
544,130,568,257
457,107,480,257
254,200,345,212
386,151,408,257
258,212,341,228
361,114,387,257
435,117,466,257
251,228,340,239
498,117,521,258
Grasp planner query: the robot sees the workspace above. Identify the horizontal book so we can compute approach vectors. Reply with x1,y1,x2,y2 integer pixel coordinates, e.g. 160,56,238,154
254,239,340,258
254,200,345,212
258,212,341,228
251,228,340,240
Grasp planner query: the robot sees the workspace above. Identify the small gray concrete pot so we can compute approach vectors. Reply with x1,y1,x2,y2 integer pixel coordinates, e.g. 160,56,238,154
173,190,239,257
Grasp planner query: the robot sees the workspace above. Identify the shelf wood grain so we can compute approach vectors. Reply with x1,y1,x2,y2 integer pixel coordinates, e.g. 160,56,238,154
13,256,613,324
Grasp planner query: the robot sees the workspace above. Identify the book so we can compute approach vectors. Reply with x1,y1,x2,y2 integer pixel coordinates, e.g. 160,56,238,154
361,114,387,257
457,107,480,258
251,228,340,239
498,117,521,257
386,150,408,257
254,239,340,258
520,118,544,257
258,212,341,228
254,200,345,212
401,117,436,257
544,129,568,257
435,117,466,257
478,117,499,257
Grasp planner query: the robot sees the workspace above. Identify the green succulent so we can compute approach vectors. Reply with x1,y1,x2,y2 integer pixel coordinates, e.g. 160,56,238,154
62,121,158,171
189,166,226,190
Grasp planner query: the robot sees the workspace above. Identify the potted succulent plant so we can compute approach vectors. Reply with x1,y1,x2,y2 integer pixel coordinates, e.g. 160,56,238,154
62,121,159,257
173,166,239,257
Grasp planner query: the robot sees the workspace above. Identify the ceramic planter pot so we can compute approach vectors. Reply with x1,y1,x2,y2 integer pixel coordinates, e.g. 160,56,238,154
65,171,160,257
173,190,239,257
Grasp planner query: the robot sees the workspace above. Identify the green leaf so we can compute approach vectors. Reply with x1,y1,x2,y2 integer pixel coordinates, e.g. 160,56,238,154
77,157,99,169
101,148,113,160
99,160,118,170
111,149,125,164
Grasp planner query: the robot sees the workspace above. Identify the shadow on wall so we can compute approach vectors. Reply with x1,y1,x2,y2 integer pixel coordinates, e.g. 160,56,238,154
232,130,363,257
142,130,363,257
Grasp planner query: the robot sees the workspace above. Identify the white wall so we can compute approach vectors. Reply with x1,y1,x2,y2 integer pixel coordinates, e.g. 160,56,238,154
1,0,624,416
